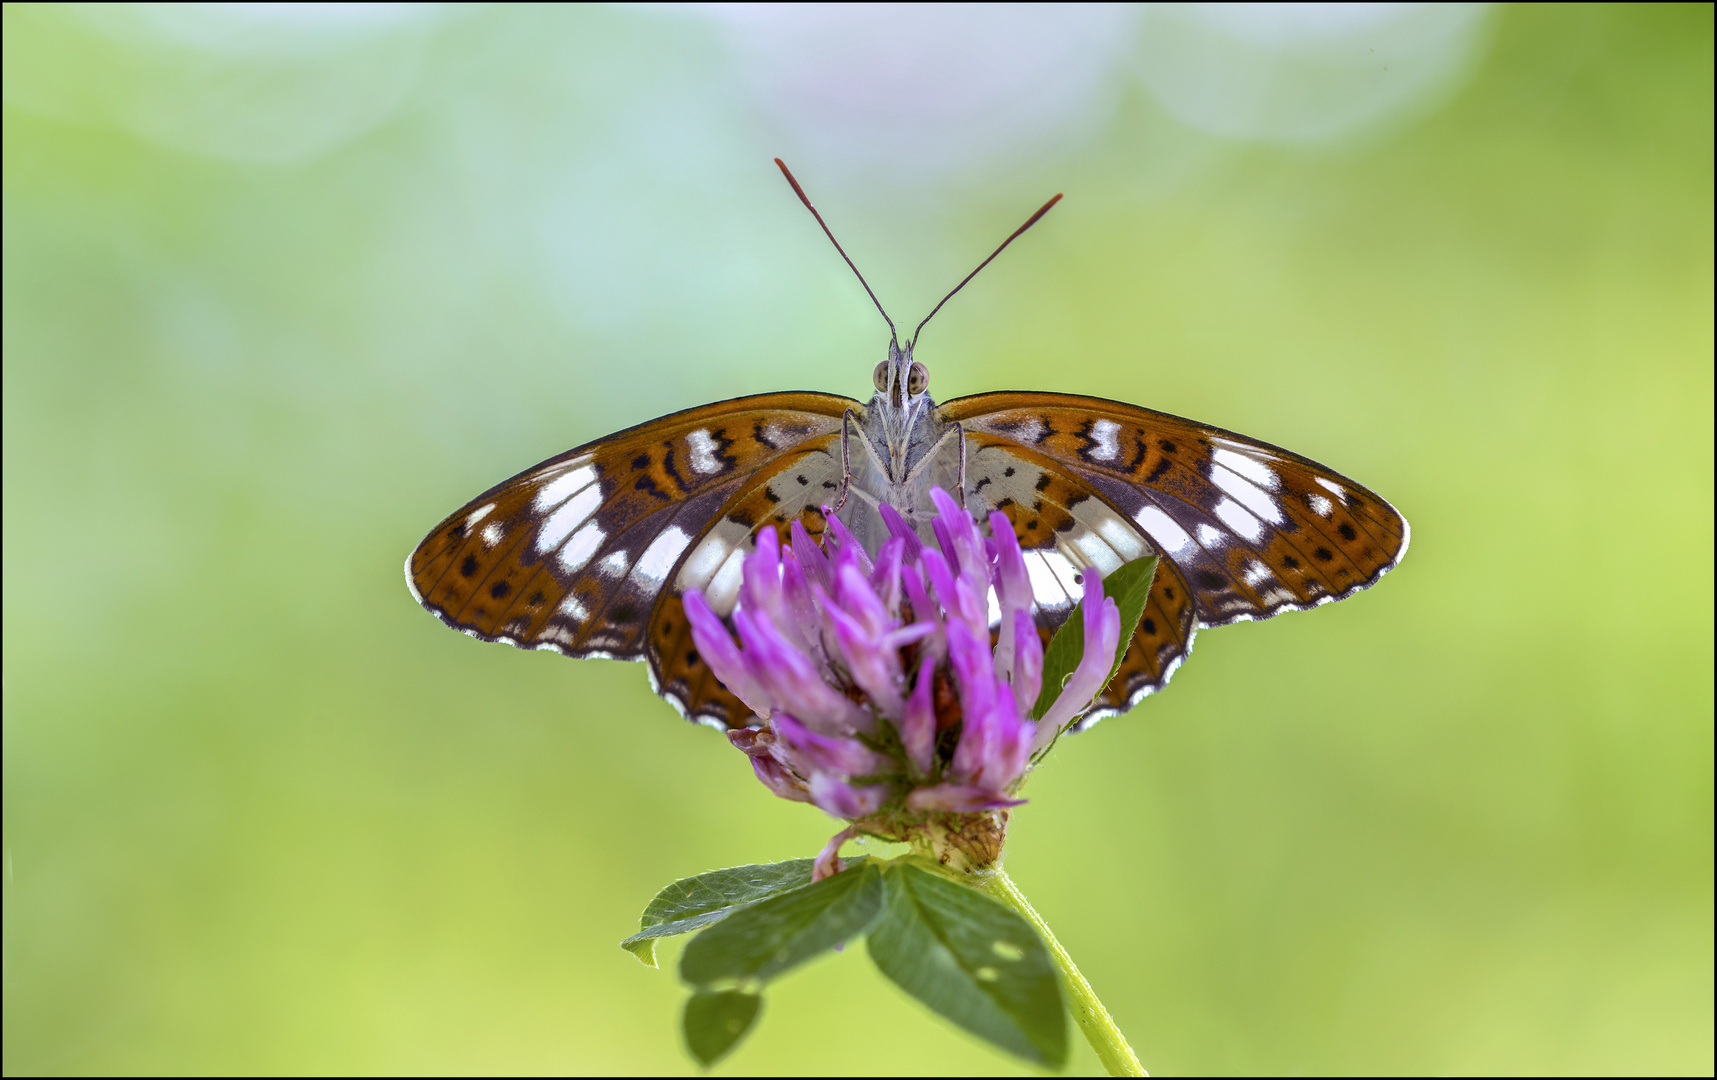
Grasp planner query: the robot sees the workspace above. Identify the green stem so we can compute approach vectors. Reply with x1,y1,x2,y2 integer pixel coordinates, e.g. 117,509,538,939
980,868,1147,1077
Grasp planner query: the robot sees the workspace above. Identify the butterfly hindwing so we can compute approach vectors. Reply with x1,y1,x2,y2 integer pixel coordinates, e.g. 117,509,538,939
407,393,857,665
1087,556,1198,723
953,432,1198,719
647,434,849,728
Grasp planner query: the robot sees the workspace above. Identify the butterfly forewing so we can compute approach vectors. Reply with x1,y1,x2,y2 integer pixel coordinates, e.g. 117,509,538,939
408,392,857,672
943,392,1408,627
941,392,1407,719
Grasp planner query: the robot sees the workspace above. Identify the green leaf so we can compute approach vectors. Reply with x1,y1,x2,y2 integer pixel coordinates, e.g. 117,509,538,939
1030,555,1159,720
622,858,864,966
1098,555,1158,683
867,859,1067,1067
682,990,762,1067
680,860,885,988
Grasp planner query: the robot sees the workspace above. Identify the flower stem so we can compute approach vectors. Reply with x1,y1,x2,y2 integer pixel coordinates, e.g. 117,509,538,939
980,868,1147,1077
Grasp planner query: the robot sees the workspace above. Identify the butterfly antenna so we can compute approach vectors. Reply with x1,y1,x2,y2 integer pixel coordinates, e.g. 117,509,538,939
909,192,1063,351
774,158,897,342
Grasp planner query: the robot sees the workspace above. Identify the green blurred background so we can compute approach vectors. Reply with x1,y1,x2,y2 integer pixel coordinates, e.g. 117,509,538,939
3,3,1711,1074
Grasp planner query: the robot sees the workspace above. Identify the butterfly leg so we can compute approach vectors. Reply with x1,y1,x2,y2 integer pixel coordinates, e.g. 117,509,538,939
901,422,970,508
832,409,891,515
955,421,968,508
831,409,860,514
843,485,885,510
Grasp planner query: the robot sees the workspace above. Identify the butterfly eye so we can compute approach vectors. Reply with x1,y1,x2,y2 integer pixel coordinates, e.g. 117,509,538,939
907,362,929,395
873,361,891,392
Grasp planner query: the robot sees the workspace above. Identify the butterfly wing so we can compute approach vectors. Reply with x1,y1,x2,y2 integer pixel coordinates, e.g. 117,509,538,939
412,387,1407,731
407,393,858,697
939,391,1409,722
645,435,853,727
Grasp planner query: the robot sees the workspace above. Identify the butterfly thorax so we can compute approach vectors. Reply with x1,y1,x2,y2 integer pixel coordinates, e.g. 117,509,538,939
839,342,953,552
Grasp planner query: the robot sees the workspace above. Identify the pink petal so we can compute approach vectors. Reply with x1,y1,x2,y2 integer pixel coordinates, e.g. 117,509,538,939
807,773,888,820
683,590,772,719
812,825,859,882
1010,608,1043,714
905,783,1027,813
899,661,936,776
1036,566,1122,745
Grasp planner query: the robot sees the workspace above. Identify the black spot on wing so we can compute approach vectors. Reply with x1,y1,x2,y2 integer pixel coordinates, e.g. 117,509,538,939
1074,419,1100,463
660,443,684,488
709,429,740,474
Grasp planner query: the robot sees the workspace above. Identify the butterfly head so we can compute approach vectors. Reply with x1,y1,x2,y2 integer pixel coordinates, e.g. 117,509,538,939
870,338,934,470
872,338,930,411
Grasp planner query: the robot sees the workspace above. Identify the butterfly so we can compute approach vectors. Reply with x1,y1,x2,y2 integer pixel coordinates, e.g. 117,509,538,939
406,161,1408,732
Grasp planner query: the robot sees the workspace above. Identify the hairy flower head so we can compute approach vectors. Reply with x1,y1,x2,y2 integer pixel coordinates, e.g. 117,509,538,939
682,488,1121,877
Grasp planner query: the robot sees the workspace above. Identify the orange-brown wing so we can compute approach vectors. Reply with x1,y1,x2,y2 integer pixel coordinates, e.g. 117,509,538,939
948,431,1199,724
940,391,1408,721
406,392,857,687
645,436,849,728
1085,556,1198,723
